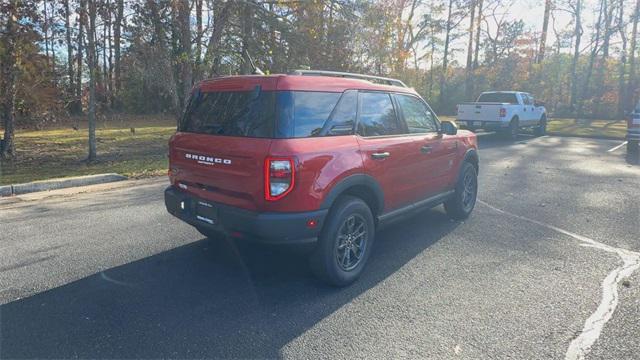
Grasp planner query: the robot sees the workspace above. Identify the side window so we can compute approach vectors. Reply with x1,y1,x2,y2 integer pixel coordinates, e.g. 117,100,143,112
395,94,438,133
357,92,401,136
320,90,357,136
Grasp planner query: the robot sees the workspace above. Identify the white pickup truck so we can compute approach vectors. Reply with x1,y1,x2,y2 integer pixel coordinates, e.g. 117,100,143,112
456,91,547,139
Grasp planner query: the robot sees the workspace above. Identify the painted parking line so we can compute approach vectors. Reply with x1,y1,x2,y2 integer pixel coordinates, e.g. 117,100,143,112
608,141,628,152
477,200,640,360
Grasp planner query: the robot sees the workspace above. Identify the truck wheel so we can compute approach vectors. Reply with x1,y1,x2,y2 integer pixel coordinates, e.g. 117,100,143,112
535,115,547,136
502,118,519,140
310,196,375,287
444,162,478,220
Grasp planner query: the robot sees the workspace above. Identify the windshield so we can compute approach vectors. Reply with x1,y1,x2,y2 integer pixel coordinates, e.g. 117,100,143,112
477,93,519,104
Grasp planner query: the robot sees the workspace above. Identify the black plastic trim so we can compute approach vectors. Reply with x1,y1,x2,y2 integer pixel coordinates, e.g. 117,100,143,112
377,190,454,228
165,186,327,244
319,174,384,214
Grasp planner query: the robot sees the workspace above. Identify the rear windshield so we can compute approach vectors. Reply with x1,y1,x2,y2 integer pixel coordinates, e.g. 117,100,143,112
477,93,519,104
180,89,353,138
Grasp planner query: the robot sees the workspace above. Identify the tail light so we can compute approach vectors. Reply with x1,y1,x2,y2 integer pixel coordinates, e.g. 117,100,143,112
264,157,295,201
499,108,507,117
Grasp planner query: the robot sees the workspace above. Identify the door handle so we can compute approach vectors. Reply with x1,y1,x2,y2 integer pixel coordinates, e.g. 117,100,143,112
421,145,432,154
371,152,390,160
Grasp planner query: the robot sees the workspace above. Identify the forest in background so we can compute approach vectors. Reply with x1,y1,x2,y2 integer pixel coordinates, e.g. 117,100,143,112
1,0,639,160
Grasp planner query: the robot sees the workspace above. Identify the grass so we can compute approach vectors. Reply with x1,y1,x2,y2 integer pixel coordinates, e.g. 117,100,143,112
0,116,176,185
546,118,627,139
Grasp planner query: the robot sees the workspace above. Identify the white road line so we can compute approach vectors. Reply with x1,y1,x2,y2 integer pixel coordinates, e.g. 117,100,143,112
607,141,627,152
477,200,640,360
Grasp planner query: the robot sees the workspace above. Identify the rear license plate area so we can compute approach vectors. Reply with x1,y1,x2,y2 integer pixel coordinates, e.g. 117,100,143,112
195,201,217,225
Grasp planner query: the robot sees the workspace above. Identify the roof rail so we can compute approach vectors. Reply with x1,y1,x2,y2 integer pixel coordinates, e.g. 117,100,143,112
289,70,408,88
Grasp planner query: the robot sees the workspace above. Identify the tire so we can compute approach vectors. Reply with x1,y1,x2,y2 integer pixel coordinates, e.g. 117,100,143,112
501,117,519,140
444,162,478,220
309,196,375,287
535,115,547,136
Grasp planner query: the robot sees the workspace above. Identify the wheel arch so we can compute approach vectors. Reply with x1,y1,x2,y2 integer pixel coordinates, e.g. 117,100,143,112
320,174,384,218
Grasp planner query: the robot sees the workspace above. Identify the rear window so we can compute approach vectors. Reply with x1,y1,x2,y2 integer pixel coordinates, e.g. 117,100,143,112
477,93,519,104
181,89,354,138
180,88,276,138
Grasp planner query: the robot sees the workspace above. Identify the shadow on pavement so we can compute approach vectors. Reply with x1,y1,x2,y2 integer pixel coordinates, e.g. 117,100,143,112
0,208,458,358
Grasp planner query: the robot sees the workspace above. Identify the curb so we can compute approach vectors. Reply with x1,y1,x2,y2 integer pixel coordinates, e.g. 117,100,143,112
1,173,127,197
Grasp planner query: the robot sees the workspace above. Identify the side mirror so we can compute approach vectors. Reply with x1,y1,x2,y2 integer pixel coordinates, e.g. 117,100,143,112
441,121,457,136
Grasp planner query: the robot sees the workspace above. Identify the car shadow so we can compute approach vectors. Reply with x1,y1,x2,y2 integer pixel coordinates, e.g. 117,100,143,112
473,131,538,150
0,208,459,358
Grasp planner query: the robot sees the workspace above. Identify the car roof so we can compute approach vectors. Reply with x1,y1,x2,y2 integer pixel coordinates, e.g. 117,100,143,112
480,91,523,94
196,74,418,95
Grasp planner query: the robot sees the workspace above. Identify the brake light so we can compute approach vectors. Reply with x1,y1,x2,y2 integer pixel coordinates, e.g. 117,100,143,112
264,157,295,201
499,108,507,117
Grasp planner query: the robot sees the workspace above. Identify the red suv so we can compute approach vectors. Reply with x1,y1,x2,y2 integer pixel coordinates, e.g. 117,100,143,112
165,70,479,286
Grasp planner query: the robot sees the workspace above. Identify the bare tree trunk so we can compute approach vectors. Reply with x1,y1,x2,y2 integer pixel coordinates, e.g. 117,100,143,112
240,2,253,74
617,0,628,118
439,0,454,109
87,0,98,162
577,0,605,118
1,0,18,159
194,0,203,82
64,0,79,114
205,0,233,76
114,0,123,97
569,0,583,113
147,0,179,113
473,0,483,69
537,0,552,63
44,0,51,70
76,0,86,116
465,0,476,100
177,0,192,108
628,0,640,109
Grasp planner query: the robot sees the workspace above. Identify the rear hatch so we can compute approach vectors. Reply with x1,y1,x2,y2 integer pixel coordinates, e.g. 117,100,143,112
169,77,278,211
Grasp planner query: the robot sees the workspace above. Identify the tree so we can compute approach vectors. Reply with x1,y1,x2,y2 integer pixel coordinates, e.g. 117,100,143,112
86,0,98,161
1,0,19,159
628,0,640,109
569,0,583,112
113,0,123,98
465,0,476,99
617,0,627,117
537,0,552,63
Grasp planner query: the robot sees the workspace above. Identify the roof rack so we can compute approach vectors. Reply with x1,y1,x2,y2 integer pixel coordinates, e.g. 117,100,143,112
289,70,408,88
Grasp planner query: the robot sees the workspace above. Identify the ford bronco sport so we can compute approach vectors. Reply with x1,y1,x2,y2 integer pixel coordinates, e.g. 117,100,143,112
165,70,479,286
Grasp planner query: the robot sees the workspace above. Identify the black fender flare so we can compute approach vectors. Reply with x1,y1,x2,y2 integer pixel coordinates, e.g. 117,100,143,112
319,174,384,215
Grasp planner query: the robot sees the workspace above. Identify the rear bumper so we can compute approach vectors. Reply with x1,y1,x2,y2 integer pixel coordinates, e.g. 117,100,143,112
456,120,508,130
164,186,327,244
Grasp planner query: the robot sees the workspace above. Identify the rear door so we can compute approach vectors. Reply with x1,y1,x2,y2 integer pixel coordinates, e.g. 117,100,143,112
394,94,457,197
356,91,420,212
170,87,276,211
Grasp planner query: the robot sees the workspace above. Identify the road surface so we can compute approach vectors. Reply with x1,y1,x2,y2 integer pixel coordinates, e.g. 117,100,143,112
1,134,638,359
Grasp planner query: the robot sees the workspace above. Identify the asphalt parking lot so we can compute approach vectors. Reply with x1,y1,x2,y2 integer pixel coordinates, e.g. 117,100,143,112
1,134,638,359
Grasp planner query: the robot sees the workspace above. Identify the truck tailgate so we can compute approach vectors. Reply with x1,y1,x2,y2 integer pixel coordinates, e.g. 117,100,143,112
457,103,502,122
